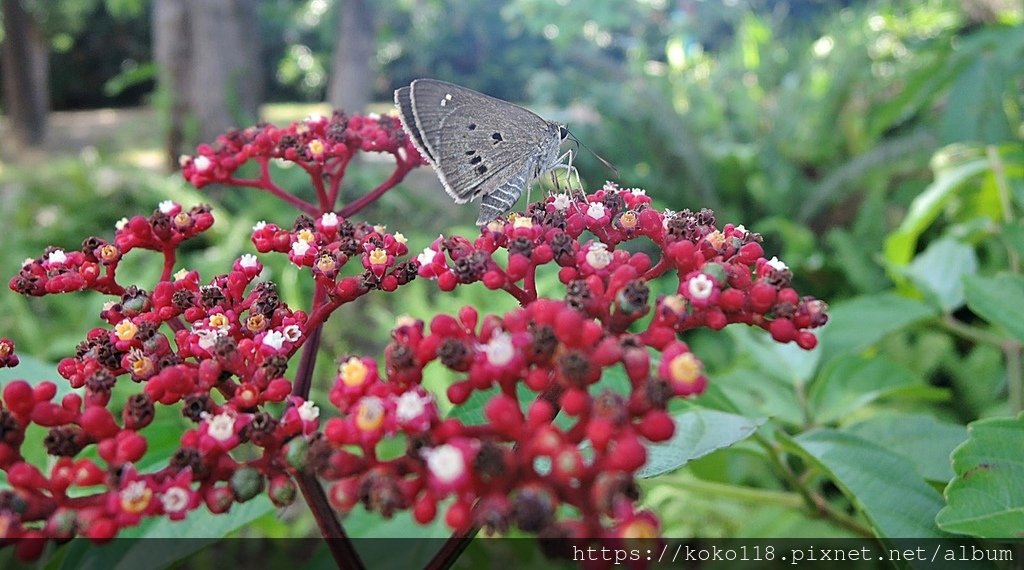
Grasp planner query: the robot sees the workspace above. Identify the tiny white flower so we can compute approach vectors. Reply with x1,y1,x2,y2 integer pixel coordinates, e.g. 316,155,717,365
394,232,408,244
204,411,236,441
161,487,190,513
291,240,312,256
22,258,35,269
297,400,320,422
483,331,515,367
396,391,433,423
421,444,464,484
735,224,748,234
368,112,381,120
585,243,613,270
239,254,259,269
320,212,339,227
688,274,715,300
767,256,789,272
121,480,148,501
173,268,189,281
373,224,387,234
178,155,191,167
253,221,268,231
629,187,647,196
586,202,607,220
262,330,286,351
158,200,176,214
417,247,437,266
552,193,571,210
282,324,302,342
306,113,326,124
115,217,129,231
195,328,225,350
193,155,212,172
46,250,67,265
602,180,620,192
662,209,677,230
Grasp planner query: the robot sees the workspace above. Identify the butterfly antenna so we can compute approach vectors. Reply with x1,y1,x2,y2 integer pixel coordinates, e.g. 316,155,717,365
566,129,619,178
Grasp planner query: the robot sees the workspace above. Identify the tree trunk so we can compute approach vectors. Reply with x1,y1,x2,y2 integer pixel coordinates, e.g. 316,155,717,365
327,0,374,113
152,0,191,169
153,0,263,166
189,0,262,143
1,0,49,147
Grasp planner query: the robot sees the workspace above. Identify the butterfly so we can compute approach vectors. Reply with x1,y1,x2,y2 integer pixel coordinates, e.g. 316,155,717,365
395,79,570,225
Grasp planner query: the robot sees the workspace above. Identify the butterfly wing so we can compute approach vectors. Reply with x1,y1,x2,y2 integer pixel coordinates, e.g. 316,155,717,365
394,86,435,165
407,79,560,204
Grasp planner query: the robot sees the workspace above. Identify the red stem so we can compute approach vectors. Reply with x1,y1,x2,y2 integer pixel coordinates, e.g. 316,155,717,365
288,283,364,568
338,159,412,219
641,255,671,280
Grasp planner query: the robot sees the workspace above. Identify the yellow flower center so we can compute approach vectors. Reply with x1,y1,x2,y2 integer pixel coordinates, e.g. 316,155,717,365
512,215,533,229
621,519,658,539
120,481,153,514
308,139,325,156
355,398,385,431
668,353,702,386
297,228,316,243
369,248,388,265
98,244,120,262
619,211,638,229
246,314,267,333
114,319,138,341
704,230,725,249
209,313,230,330
173,212,192,229
340,357,368,387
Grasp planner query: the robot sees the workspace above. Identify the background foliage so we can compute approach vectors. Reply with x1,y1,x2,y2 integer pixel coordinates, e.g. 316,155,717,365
1,0,1023,562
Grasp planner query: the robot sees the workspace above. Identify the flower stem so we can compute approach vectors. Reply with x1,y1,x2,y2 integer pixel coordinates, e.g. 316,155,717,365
338,159,412,219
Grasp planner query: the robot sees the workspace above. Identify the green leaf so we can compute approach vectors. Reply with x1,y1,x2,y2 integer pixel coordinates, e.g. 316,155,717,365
728,326,821,385
710,366,805,426
818,292,937,361
807,354,919,424
902,238,978,312
964,274,1024,344
936,413,1024,537
883,157,989,267
846,413,968,483
788,429,950,538
50,497,275,570
637,410,765,478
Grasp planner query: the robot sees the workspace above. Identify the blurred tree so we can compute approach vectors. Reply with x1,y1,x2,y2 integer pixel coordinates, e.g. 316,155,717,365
153,0,263,168
1,0,49,146
327,0,374,112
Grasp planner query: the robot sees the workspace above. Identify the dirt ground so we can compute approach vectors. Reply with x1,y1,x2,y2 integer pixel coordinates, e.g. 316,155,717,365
0,107,165,168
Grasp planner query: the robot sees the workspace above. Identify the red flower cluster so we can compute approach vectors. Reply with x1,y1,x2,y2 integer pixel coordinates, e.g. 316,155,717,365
180,112,423,189
300,182,827,541
9,202,214,297
0,110,828,567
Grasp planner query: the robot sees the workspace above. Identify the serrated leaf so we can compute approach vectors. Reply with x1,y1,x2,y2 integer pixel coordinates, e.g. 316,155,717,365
964,274,1024,344
637,410,765,478
819,292,937,361
936,413,1024,537
807,354,919,424
847,413,968,483
788,429,950,538
902,238,977,312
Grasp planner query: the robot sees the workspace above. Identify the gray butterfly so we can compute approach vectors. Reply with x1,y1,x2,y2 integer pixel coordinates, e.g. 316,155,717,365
395,79,569,225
